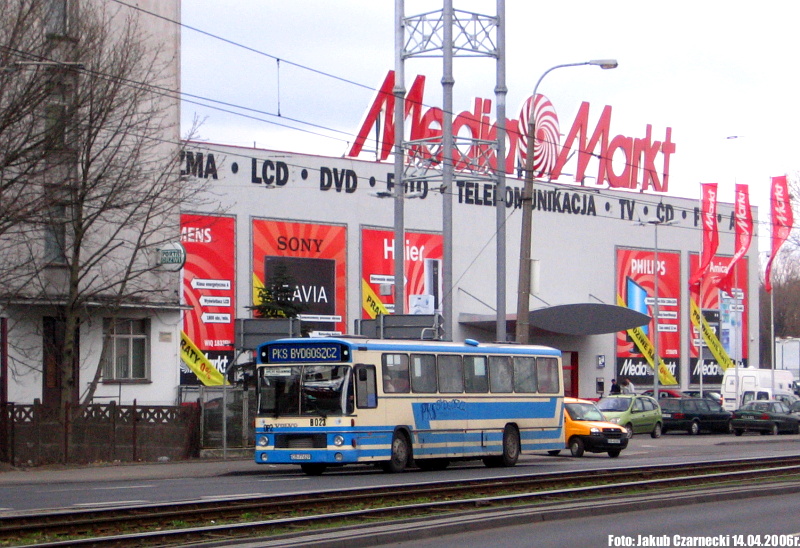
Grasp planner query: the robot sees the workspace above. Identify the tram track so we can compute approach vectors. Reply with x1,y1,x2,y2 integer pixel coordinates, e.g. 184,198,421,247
3,455,800,547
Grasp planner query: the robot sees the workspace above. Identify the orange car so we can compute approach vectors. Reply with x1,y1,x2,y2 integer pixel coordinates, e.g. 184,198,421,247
549,397,629,457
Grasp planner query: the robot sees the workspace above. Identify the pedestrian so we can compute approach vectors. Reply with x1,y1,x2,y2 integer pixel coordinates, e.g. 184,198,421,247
610,379,621,394
621,377,635,394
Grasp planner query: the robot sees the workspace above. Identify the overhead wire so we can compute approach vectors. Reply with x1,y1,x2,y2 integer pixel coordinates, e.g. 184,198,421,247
15,0,792,290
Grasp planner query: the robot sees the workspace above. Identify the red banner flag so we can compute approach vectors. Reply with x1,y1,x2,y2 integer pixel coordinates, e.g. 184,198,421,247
718,184,753,295
689,183,719,287
765,175,794,293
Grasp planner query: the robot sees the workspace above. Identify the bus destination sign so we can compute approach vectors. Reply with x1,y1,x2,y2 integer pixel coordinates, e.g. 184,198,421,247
262,342,348,364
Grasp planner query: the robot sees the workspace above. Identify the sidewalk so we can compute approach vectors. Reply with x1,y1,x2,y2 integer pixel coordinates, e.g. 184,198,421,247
0,451,264,485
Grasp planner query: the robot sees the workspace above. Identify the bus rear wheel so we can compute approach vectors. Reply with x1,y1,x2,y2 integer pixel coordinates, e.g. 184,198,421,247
300,463,327,476
381,431,410,473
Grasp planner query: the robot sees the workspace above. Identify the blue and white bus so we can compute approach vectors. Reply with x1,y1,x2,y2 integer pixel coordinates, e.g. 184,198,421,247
254,337,564,475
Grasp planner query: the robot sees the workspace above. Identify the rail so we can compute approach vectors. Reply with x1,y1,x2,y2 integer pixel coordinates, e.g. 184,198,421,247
3,455,800,547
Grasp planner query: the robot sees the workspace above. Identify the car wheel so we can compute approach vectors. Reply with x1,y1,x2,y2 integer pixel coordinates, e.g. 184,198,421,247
608,449,621,458
771,423,779,436
650,422,662,439
569,437,585,458
734,429,743,436
625,423,634,438
381,431,410,473
726,420,734,434
688,421,700,435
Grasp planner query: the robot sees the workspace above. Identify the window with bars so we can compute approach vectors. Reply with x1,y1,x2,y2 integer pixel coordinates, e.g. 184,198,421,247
102,318,149,381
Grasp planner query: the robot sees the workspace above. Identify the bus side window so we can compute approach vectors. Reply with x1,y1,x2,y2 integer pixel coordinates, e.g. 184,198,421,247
536,357,560,393
513,356,537,393
382,353,410,393
438,355,464,393
355,364,377,408
410,354,437,393
464,355,488,393
489,356,513,393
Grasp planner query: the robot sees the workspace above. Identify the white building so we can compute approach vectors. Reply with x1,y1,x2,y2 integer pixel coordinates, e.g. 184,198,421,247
178,133,759,399
1,0,182,407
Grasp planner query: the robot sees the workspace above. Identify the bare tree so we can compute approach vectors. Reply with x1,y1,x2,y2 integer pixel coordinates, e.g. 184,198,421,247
0,2,72,291
759,257,800,366
1,1,208,415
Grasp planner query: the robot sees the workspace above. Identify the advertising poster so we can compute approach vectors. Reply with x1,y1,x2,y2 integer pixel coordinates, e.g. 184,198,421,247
361,228,444,319
252,220,347,335
180,214,236,385
688,254,749,384
615,247,681,387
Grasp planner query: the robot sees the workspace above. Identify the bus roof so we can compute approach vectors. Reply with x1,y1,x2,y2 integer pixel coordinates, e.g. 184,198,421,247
258,336,561,357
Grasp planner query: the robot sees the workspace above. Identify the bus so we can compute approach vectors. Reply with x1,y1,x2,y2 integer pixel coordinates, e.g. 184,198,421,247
253,336,564,475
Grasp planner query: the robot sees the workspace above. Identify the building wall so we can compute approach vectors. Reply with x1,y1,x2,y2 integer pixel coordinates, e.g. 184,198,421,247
2,0,183,406
180,142,760,399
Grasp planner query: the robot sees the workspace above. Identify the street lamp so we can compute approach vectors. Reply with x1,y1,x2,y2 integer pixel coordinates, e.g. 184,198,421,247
645,215,674,400
515,59,618,343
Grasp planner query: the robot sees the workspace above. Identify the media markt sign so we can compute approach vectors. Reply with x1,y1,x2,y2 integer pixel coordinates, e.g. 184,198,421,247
157,242,186,271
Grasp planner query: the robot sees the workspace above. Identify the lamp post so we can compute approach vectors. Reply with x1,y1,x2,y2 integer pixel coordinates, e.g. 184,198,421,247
647,216,668,400
515,59,618,344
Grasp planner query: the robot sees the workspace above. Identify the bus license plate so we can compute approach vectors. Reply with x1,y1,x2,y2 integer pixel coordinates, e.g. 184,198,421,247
290,454,312,460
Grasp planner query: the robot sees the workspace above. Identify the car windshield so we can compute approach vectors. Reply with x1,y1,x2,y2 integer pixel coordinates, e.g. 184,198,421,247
258,365,352,417
565,402,606,422
597,397,632,412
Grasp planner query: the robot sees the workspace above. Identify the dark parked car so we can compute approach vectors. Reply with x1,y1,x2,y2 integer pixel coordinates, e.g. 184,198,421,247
660,397,732,435
731,400,800,436
642,388,684,399
681,390,724,407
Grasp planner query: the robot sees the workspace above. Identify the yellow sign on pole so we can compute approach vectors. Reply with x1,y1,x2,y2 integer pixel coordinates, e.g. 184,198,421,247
616,295,678,386
689,298,735,370
361,279,389,319
180,331,226,386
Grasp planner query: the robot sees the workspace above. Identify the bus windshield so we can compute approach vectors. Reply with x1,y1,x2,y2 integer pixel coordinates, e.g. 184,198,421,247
258,365,352,417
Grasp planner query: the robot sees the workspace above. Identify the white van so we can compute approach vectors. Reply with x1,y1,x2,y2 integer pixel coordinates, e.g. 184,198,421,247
721,367,795,411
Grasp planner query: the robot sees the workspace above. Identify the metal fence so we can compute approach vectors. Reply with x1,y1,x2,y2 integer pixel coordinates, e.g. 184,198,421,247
179,385,257,450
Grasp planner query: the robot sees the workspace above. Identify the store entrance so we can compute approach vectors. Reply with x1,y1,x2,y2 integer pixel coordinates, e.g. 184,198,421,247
561,351,579,398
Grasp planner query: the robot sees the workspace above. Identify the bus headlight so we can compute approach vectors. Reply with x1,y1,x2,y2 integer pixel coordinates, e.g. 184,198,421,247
257,435,269,447
333,435,345,446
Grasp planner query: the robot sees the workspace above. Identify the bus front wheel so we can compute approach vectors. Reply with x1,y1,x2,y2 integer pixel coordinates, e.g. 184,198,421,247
381,431,410,473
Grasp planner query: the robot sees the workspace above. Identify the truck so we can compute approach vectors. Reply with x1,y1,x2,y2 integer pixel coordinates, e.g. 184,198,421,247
721,367,796,411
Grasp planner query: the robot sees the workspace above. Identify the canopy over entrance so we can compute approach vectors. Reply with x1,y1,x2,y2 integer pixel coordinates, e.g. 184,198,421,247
459,303,650,337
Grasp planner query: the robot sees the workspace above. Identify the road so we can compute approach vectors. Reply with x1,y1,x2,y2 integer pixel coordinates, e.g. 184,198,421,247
385,492,800,548
0,431,798,514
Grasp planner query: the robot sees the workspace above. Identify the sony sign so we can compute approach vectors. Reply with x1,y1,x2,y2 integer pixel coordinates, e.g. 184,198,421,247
347,71,676,193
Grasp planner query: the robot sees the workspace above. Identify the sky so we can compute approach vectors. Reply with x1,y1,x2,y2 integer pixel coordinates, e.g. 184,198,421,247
178,1,800,252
